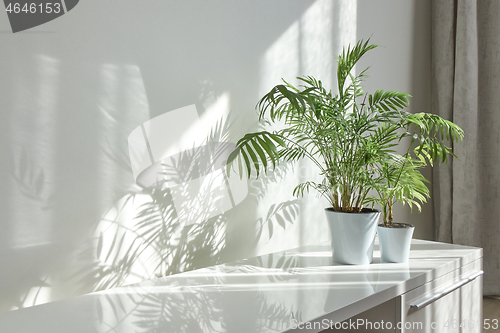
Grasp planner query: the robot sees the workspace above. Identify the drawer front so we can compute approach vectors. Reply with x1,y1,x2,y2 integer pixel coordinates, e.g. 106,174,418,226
400,259,483,333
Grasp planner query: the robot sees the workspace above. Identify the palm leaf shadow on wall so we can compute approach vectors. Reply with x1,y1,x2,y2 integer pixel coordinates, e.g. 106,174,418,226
70,114,300,295
0,147,53,309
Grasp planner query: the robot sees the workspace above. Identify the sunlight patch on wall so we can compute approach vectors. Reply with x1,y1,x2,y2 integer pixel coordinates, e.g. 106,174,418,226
336,0,357,53
96,64,150,210
133,95,231,175
11,55,59,249
93,194,160,286
17,280,52,309
128,95,247,227
85,92,244,288
300,0,334,87
259,22,300,96
90,187,229,287
97,64,121,212
255,0,358,254
334,0,357,87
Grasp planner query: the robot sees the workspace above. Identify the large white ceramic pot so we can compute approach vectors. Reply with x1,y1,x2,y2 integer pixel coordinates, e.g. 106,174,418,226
377,223,415,263
325,208,381,265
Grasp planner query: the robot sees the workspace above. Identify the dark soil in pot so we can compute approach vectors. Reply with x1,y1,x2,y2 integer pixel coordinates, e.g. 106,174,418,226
378,223,414,228
326,207,379,214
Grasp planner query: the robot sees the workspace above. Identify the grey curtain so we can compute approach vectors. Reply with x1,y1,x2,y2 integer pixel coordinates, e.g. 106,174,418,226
432,0,500,295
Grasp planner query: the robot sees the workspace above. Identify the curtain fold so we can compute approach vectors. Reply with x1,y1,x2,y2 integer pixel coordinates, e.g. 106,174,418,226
432,0,500,295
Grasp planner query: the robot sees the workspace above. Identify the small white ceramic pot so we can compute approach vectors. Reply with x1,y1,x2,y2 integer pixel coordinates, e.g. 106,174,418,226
377,223,415,263
325,208,380,265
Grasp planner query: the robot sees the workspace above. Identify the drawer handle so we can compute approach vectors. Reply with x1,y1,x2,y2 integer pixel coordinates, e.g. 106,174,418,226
410,270,483,310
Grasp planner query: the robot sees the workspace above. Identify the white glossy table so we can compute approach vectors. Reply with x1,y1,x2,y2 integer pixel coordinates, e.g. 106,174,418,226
0,239,483,333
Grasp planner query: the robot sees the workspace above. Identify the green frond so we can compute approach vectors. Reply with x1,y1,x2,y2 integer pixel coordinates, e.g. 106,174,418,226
227,131,285,179
228,39,462,217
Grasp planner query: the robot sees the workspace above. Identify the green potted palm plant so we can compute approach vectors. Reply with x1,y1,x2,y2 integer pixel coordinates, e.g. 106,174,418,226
371,163,424,263
369,154,428,263
227,40,463,265
368,112,461,263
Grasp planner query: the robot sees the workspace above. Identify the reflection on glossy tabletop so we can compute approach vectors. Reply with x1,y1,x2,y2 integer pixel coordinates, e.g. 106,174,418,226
0,240,482,333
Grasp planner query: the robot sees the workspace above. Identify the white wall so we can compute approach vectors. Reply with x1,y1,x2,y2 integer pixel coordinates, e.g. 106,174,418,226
0,0,431,310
